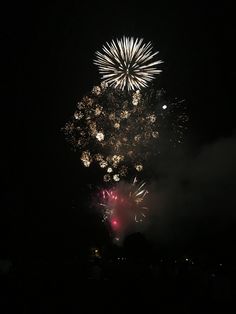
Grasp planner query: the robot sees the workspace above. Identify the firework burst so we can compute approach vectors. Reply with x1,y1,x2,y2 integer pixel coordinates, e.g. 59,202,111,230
94,37,163,91
99,177,149,228
63,85,188,182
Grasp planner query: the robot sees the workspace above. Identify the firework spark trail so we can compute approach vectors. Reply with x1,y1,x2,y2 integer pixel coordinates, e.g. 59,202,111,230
94,37,163,91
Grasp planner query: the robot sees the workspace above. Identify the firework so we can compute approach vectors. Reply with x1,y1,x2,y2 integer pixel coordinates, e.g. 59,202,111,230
94,37,163,91
63,36,189,242
99,177,149,230
63,85,188,181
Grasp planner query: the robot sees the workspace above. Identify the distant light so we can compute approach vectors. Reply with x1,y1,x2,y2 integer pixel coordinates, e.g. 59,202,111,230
162,105,167,110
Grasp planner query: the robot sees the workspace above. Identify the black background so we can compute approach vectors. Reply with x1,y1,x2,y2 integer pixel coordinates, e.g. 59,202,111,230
1,1,235,311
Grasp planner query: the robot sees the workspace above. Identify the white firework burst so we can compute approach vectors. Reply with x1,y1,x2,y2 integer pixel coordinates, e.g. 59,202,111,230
94,36,163,91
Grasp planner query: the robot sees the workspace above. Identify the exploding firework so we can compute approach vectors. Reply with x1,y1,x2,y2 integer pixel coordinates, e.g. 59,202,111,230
99,178,149,230
63,36,189,242
63,85,188,181
94,37,163,91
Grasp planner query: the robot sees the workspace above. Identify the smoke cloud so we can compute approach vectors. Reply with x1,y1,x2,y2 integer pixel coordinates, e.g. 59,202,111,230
145,133,236,257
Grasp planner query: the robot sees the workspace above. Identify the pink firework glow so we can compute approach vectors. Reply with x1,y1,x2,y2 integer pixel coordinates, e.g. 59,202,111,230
99,178,149,237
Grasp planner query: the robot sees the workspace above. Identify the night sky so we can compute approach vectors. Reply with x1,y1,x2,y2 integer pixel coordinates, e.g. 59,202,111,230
2,1,235,269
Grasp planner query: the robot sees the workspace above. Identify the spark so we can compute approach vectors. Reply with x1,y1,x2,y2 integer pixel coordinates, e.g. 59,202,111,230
92,85,102,95
99,160,108,168
135,164,143,172
81,150,92,167
96,132,104,141
94,37,163,91
152,131,159,138
104,174,111,182
113,174,120,182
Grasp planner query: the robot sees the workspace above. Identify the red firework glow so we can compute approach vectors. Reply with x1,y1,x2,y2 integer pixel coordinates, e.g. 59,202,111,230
101,189,121,229
111,219,119,228
99,179,149,236
112,219,118,225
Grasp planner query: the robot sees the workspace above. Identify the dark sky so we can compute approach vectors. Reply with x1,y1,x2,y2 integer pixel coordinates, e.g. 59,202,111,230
1,1,235,258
